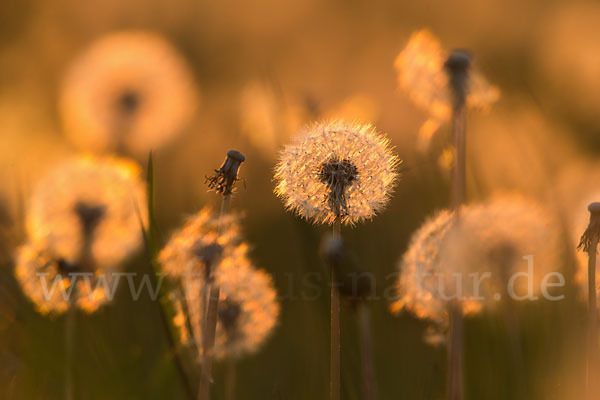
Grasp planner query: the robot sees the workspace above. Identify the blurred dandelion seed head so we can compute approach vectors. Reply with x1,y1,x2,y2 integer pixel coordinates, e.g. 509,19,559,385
14,243,118,314
274,120,400,225
26,155,147,270
158,207,241,278
59,30,199,156
159,207,279,360
394,29,499,149
392,196,561,344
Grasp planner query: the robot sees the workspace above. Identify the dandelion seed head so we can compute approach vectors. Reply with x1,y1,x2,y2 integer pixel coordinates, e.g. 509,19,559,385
392,196,561,343
159,207,279,360
59,30,199,156
14,243,116,314
394,30,499,148
274,120,400,225
158,207,242,279
26,155,146,270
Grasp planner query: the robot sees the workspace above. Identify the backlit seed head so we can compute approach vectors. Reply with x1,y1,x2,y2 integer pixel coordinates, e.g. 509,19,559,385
158,207,242,279
159,207,279,360
14,243,117,314
391,196,561,344
274,120,400,225
26,155,146,270
59,30,199,156
394,30,499,148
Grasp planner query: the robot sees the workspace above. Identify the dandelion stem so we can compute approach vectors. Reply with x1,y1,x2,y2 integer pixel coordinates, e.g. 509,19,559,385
446,50,469,400
225,358,236,400
65,299,75,400
330,219,341,400
451,105,466,210
198,193,232,400
358,302,376,400
587,231,598,400
447,301,463,400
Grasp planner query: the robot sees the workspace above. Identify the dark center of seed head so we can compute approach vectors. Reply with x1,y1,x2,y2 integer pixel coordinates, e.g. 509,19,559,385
318,158,358,217
117,90,141,115
193,242,224,279
488,241,518,274
218,300,242,335
74,202,106,238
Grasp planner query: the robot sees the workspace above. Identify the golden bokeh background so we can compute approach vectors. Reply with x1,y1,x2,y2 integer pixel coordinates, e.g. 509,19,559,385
1,0,599,398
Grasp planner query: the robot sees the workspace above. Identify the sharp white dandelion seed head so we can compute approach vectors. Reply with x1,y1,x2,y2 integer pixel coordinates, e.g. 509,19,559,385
26,155,147,270
59,30,199,156
159,207,279,360
274,120,400,226
391,196,561,344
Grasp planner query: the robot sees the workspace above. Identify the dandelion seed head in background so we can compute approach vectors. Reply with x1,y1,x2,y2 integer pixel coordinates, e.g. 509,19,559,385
390,209,455,334
26,155,147,270
59,30,199,156
14,243,117,314
158,206,242,279
394,29,499,149
159,207,279,360
274,120,400,225
392,195,561,345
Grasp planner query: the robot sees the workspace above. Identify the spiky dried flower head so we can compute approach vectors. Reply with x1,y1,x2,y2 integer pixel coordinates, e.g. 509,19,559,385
59,30,199,156
14,243,118,314
274,120,400,226
391,196,561,345
26,155,147,270
158,207,279,360
394,29,499,148
206,150,246,196
577,202,600,253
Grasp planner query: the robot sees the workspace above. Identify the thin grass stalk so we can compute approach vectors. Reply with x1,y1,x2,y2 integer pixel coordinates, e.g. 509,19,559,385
587,232,598,400
330,219,341,400
198,193,232,400
145,153,195,400
358,303,376,400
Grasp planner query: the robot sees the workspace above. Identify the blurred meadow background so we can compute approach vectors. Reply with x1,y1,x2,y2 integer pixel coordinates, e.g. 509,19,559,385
1,0,600,399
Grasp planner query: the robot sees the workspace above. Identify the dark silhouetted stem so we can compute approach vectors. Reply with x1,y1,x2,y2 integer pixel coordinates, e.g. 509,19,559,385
199,194,232,400
330,219,341,400
447,301,463,400
587,232,598,400
451,105,466,211
225,358,236,400
358,303,376,400
65,300,75,400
